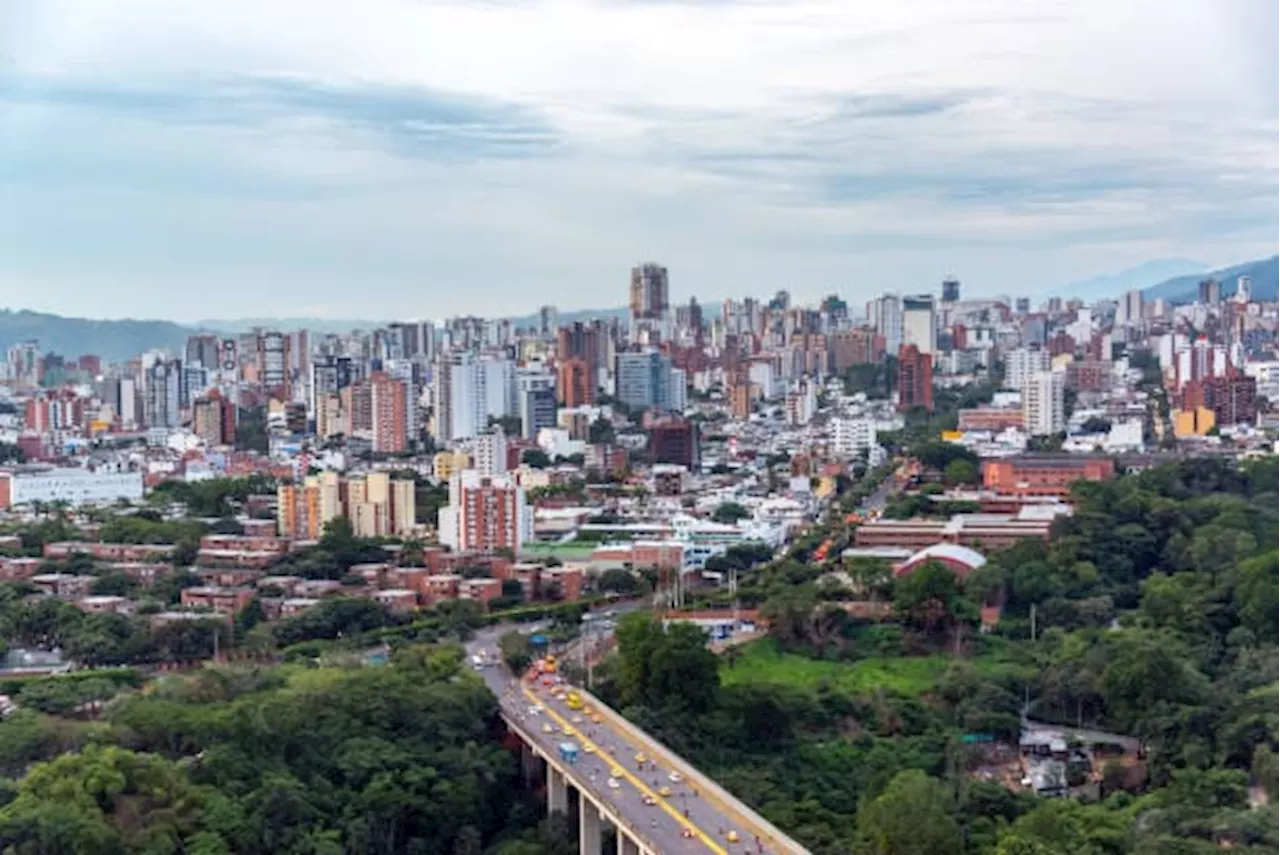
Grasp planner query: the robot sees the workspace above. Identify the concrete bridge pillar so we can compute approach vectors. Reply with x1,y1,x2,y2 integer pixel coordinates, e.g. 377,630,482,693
579,797,602,855
521,743,541,786
547,766,569,816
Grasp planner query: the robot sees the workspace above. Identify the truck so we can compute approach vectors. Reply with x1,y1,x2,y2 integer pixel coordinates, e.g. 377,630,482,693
558,741,580,765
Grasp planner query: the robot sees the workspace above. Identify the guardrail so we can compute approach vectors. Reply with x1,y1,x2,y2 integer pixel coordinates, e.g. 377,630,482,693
501,708,663,855
575,687,812,855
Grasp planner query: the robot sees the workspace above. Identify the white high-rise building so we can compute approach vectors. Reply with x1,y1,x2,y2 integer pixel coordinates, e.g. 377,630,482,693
1117,290,1144,325
1023,370,1065,436
869,295,903,355
668,368,688,413
901,295,937,355
1005,347,1051,392
480,355,517,421
473,428,508,476
1235,275,1253,304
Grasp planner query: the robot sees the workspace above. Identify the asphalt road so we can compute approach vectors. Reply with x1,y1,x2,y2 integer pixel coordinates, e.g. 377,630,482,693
467,626,775,855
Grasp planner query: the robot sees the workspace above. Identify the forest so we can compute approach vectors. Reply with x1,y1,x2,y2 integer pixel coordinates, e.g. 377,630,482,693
0,647,575,855
592,456,1278,855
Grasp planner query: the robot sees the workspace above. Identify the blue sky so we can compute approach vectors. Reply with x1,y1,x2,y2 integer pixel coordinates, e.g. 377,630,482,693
0,0,1275,322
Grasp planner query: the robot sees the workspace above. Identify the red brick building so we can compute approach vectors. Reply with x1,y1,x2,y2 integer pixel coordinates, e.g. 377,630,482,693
981,456,1115,497
897,344,933,412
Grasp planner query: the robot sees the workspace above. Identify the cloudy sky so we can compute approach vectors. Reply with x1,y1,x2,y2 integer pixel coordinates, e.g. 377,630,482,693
0,0,1275,322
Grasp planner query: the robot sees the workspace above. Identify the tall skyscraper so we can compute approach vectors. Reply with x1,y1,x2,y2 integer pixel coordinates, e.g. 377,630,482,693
1117,290,1145,326
901,295,937,355
897,345,933,412
369,372,408,454
144,358,183,428
629,263,670,342
556,323,599,406
1198,278,1221,306
1006,347,1051,392
868,295,903,356
185,335,221,371
615,350,673,411
538,305,558,340
941,278,961,304
1024,370,1066,436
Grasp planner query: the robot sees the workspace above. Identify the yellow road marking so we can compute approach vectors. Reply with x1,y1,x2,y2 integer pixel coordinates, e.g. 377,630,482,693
520,682,728,855
581,688,792,854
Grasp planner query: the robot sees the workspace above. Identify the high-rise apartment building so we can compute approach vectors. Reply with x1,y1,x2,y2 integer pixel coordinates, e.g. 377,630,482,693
185,335,221,371
473,428,508,476
901,295,937,355
438,471,532,553
1023,370,1066,436
831,328,885,371
941,278,961,304
257,330,289,396
144,358,183,428
1117,290,1144,326
556,323,599,405
897,344,933,411
1005,347,1051,393
191,389,236,446
433,351,486,443
615,350,672,411
277,471,414,540
1198,278,1221,306
868,295,903,355
629,263,670,342
369,372,408,453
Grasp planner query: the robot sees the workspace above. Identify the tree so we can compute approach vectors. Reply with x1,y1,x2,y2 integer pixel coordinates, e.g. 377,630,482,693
596,568,641,596
856,770,962,855
498,630,534,674
711,502,751,524
521,449,552,469
943,459,980,486
893,561,978,646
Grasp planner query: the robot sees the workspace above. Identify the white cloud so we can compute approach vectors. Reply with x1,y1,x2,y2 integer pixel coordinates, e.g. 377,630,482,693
0,0,1274,320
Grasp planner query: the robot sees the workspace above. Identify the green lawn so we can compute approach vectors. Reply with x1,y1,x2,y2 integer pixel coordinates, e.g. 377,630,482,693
720,638,992,696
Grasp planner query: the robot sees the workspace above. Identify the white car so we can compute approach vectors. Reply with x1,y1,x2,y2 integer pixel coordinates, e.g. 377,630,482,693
607,778,620,789
668,771,684,783
528,705,542,716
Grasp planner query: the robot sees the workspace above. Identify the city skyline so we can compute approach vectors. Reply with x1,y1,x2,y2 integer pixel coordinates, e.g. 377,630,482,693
0,0,1276,322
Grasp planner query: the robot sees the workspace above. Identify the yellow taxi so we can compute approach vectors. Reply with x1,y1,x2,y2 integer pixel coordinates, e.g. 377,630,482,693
658,786,672,797
727,831,740,843
591,714,603,724
584,744,596,754
542,723,554,734
563,727,576,737
610,767,624,779
634,752,648,764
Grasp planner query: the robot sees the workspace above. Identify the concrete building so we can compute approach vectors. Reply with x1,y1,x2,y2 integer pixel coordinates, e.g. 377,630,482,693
897,344,933,411
1023,370,1066,436
615,350,672,411
868,294,903,356
0,466,144,509
901,294,937,355
437,471,533,554
1006,347,1051,393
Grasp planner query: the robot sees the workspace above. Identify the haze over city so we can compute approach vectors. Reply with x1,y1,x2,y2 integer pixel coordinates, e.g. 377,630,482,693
0,0,1276,321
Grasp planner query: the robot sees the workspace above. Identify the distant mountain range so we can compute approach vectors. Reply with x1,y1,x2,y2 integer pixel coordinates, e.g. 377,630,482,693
0,309,211,362
1141,256,1278,302
1047,258,1209,302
